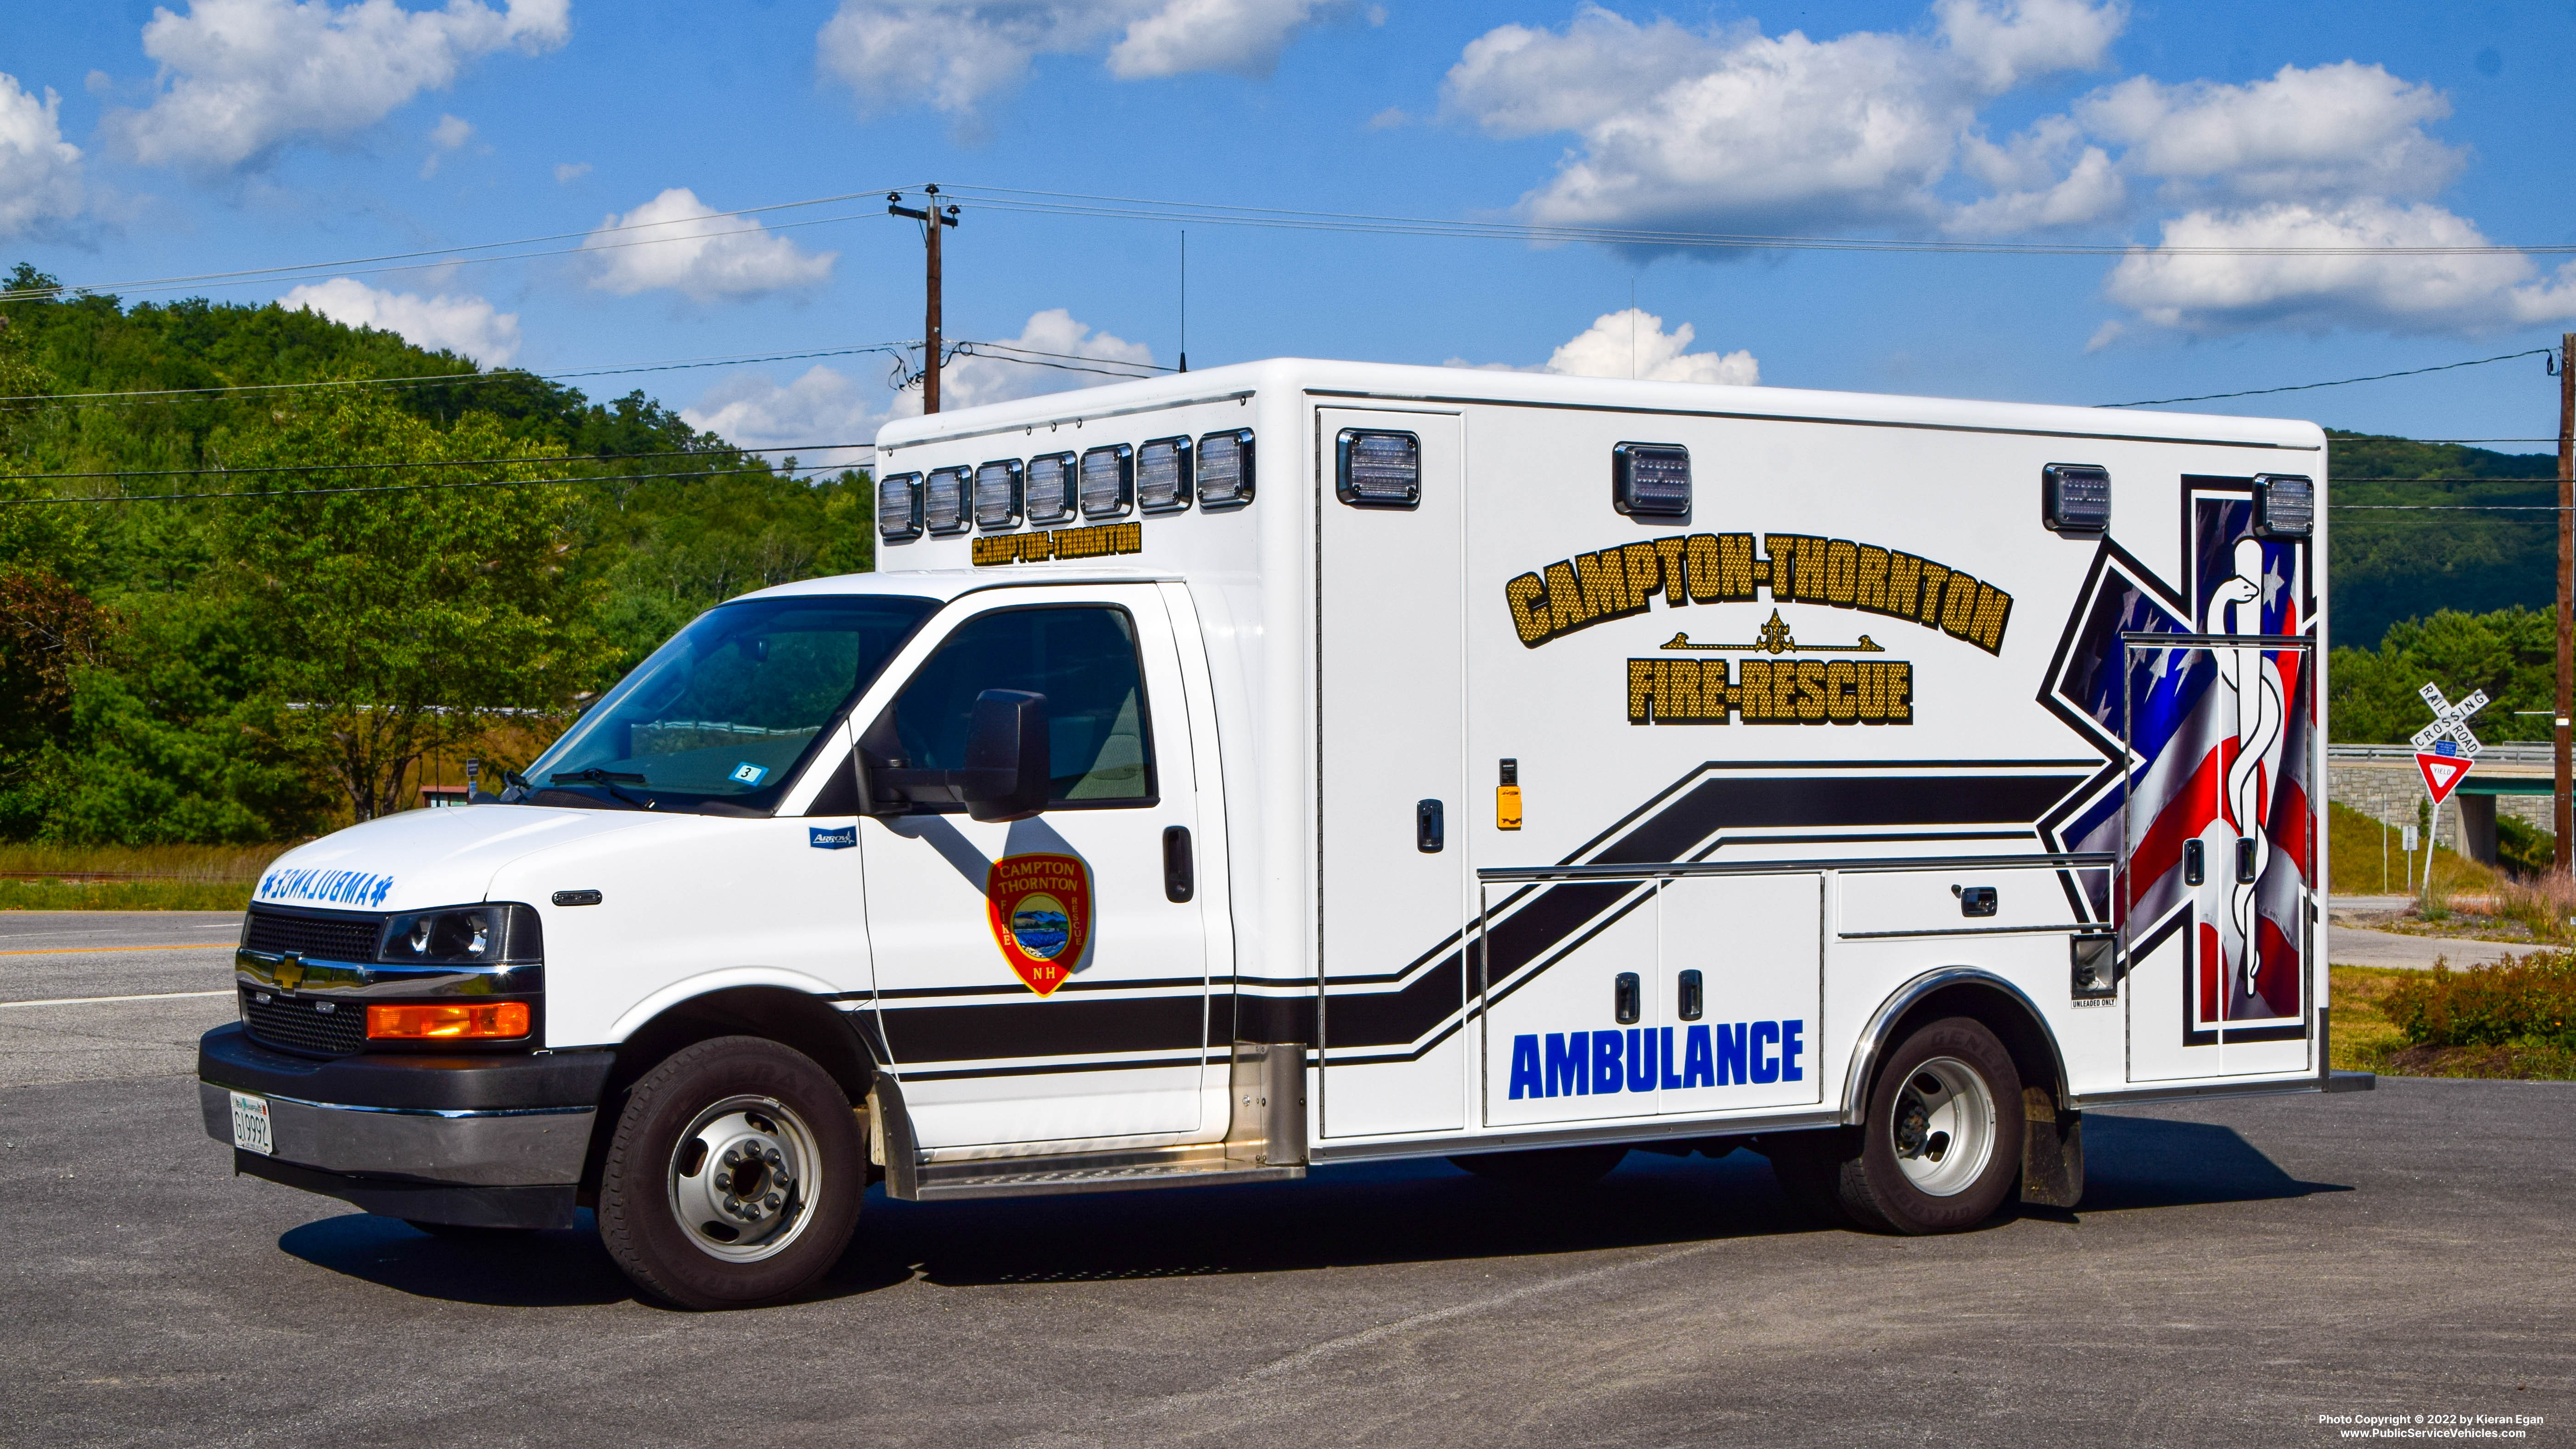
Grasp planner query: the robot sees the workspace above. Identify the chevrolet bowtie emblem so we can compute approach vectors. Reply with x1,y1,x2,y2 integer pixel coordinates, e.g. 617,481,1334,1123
275,956,305,992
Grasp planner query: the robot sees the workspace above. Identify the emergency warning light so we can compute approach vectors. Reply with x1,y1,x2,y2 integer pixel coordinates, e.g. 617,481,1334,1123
974,458,1024,531
2255,473,2315,539
1198,428,1254,509
1138,435,1194,514
1026,452,1076,524
1081,444,1134,519
2041,463,2112,535
877,471,923,542
1611,443,1691,517
924,466,971,534
1336,429,1419,508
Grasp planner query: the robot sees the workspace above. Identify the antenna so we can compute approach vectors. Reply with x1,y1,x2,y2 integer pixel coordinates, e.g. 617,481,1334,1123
1179,229,1188,374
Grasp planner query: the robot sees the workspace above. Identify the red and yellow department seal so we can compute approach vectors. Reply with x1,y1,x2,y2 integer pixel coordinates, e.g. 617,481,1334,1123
985,853,1092,996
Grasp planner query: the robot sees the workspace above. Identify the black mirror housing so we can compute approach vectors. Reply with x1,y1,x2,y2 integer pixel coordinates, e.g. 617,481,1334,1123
962,689,1049,822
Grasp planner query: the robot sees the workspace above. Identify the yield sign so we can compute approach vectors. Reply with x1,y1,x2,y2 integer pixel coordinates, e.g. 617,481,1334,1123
2415,749,2475,805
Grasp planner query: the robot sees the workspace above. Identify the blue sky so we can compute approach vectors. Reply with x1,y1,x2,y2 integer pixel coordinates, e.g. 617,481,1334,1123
4,0,2573,464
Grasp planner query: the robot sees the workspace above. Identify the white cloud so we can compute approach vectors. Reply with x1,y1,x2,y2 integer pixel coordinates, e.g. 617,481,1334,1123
1451,309,1760,386
2103,199,2576,336
816,0,1337,118
281,276,521,364
2079,62,2462,203
583,188,836,302
0,73,84,238
1948,118,2123,234
419,111,471,176
932,308,1157,413
109,0,570,171
1445,0,2125,236
552,159,589,184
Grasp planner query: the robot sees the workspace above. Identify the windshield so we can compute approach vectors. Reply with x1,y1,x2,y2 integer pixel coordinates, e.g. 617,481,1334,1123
527,594,937,811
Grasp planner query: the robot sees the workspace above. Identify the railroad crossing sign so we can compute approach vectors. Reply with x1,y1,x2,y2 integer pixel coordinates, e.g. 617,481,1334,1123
2411,683,2488,805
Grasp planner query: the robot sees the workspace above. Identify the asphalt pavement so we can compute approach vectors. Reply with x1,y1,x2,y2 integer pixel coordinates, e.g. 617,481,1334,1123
1,912,2566,1448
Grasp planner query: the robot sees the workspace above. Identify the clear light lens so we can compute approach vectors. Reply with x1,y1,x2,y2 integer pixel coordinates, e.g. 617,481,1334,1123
1081,445,1132,518
1138,437,1192,513
2256,474,2314,538
925,467,971,534
1027,454,1074,523
1614,444,1691,517
367,1001,530,1040
2043,464,2112,534
974,460,1022,530
1197,430,1253,508
385,908,497,963
1337,430,1419,507
876,472,922,541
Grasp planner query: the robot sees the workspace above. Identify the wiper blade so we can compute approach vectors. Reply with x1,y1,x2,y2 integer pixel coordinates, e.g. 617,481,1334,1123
550,769,648,784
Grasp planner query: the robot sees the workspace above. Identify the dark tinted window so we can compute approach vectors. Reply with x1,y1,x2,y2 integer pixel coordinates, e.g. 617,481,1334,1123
882,607,1154,806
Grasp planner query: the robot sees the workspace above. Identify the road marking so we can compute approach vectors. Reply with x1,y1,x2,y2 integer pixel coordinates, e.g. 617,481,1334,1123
0,943,235,957
0,990,232,1009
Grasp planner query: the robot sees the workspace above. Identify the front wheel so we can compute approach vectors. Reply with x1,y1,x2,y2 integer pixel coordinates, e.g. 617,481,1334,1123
1804,1016,2024,1235
596,1036,865,1310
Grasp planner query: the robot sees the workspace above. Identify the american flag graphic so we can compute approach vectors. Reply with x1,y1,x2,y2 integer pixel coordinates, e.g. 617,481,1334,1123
2051,496,2313,1028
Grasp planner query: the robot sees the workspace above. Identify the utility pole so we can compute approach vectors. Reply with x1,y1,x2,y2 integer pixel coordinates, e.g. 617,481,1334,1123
888,185,960,413
2559,330,2574,871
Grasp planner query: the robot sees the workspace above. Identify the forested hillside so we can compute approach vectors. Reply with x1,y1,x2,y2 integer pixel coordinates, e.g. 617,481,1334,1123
0,264,871,844
2326,429,2559,649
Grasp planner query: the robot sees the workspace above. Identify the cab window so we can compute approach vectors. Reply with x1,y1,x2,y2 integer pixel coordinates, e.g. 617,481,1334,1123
880,606,1156,807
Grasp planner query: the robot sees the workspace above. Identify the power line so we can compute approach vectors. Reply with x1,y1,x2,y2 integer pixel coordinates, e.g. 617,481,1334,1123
2096,350,2555,408
0,441,874,485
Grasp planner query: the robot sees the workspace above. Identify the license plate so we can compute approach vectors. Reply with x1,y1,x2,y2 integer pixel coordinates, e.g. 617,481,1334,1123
229,1091,273,1156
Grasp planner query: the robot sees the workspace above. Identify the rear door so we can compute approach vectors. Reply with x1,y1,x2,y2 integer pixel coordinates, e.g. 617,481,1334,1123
859,583,1214,1149
1316,408,1469,1138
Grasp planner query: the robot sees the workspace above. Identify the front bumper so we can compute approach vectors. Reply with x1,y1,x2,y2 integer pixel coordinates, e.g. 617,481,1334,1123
198,1024,613,1229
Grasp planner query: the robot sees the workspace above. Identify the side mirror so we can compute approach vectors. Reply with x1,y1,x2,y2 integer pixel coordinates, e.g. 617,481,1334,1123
960,689,1049,822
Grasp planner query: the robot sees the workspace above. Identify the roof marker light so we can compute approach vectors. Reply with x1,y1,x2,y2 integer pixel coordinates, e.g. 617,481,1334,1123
1336,429,1419,508
1197,429,1254,509
2041,463,2112,535
2255,474,2314,539
974,459,1023,531
1611,443,1691,518
924,466,971,534
1138,436,1194,514
1081,444,1134,519
877,472,923,542
1027,452,1076,524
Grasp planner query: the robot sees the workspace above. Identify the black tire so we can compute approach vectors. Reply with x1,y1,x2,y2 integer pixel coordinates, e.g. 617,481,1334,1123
1828,1016,2024,1235
597,1035,865,1310
1448,1144,1629,1186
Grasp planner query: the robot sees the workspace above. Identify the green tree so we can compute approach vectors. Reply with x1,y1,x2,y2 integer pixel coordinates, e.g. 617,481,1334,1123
2328,605,2558,743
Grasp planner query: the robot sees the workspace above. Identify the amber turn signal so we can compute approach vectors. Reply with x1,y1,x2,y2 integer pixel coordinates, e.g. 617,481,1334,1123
366,1001,530,1040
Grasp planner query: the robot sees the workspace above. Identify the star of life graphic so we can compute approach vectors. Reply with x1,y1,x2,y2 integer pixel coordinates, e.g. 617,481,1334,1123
2043,483,2316,1043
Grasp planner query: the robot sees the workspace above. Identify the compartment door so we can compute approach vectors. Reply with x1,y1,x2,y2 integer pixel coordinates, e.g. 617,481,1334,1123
1316,408,1468,1138
2120,629,2317,1083
1656,873,1825,1115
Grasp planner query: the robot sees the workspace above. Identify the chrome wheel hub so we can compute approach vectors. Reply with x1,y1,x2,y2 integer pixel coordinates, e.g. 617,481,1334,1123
668,1095,820,1263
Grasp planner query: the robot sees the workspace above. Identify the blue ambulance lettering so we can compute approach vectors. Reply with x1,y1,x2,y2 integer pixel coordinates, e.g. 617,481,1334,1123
1507,1020,1805,1099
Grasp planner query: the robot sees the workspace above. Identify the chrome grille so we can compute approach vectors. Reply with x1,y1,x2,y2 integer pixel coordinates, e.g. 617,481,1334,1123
241,988,367,1057
242,907,381,962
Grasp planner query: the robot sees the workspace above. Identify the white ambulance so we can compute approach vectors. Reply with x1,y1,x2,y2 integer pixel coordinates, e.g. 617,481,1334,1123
201,358,2368,1309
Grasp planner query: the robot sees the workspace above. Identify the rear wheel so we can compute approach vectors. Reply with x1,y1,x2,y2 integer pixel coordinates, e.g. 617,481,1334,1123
597,1035,864,1310
1449,1144,1628,1186
1826,1016,2023,1234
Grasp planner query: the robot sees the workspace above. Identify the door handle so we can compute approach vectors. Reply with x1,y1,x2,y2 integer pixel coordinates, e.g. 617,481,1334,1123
2183,838,2205,886
2236,836,2258,883
1163,826,1194,903
1613,972,1641,1025
1417,799,1444,853
1677,968,1703,1022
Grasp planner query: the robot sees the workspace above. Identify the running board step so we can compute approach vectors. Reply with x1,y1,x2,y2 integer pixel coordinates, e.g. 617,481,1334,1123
906,1150,1303,1202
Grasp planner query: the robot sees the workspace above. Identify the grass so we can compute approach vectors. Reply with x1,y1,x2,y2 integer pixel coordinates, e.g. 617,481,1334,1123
0,842,290,912
2331,963,2576,1081
2327,799,2498,900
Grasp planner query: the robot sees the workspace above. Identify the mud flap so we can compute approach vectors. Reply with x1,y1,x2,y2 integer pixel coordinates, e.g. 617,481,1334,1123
2018,1086,2084,1208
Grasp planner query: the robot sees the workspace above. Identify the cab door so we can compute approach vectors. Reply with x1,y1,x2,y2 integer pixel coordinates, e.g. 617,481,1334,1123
859,584,1213,1150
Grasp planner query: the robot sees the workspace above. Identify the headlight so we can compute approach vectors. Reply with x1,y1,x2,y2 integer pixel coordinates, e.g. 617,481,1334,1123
378,903,544,965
